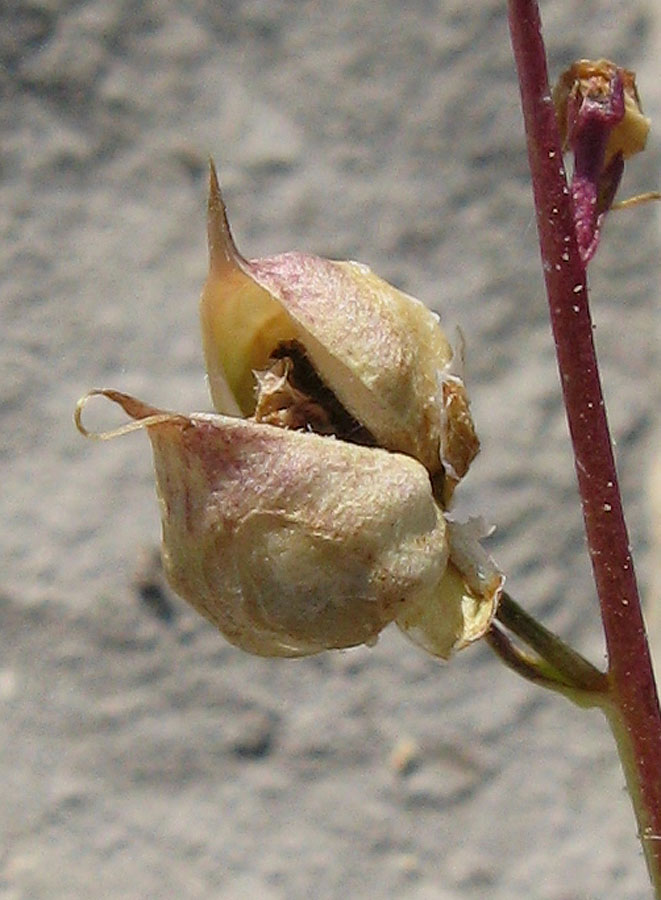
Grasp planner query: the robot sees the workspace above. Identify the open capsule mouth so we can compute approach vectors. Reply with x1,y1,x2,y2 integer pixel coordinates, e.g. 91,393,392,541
253,339,377,447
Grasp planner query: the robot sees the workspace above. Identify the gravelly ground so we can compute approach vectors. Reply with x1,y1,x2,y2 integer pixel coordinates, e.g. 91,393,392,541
2,1,661,897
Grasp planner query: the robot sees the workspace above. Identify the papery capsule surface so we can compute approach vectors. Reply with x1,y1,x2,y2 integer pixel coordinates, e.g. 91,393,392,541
200,163,479,493
80,391,451,657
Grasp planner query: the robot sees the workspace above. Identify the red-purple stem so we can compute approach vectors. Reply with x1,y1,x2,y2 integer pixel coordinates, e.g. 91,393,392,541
507,0,661,889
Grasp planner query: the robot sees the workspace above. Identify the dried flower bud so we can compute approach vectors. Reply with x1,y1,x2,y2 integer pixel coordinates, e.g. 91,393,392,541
554,59,649,167
553,59,651,264
200,162,478,502
76,390,500,658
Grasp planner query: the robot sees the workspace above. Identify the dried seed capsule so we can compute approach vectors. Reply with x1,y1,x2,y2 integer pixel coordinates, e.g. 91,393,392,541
75,162,500,660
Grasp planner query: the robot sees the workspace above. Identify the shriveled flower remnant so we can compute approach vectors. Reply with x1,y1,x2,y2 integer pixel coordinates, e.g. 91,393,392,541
76,162,502,659
553,58,651,264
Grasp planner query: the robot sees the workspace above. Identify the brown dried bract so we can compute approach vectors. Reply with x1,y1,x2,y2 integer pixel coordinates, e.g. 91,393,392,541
439,376,480,506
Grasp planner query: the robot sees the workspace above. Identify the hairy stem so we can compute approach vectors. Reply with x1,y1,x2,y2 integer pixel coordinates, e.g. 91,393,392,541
507,0,661,891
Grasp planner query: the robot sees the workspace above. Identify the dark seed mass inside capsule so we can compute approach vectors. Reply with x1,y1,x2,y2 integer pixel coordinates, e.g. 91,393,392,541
253,340,376,447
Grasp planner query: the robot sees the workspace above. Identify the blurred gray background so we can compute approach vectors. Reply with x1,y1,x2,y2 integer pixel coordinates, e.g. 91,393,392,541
2,0,660,897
